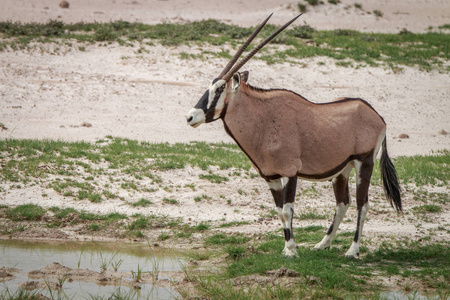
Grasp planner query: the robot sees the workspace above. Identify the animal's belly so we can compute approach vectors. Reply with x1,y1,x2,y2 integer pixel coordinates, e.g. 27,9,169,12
296,156,356,181
297,164,350,182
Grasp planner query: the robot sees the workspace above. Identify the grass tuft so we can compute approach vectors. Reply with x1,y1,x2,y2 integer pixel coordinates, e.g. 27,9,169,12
5,204,46,221
131,198,153,207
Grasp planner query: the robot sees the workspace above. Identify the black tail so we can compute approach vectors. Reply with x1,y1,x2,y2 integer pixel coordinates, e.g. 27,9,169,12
380,138,402,212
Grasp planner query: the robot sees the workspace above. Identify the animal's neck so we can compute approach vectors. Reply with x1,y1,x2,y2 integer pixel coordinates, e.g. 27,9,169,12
221,84,266,132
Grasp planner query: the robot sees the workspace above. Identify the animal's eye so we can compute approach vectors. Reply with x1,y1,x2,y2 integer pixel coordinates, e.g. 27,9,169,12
217,84,226,93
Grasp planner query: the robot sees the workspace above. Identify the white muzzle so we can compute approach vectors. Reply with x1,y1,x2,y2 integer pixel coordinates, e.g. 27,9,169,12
186,108,205,128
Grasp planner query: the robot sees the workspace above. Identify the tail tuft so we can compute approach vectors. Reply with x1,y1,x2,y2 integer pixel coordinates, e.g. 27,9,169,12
380,138,402,212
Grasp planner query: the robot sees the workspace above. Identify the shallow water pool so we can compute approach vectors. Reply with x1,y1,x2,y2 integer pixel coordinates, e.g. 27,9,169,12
0,239,184,299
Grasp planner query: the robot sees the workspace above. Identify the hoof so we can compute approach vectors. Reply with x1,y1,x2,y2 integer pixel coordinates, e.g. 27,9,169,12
282,248,298,258
312,244,330,251
345,252,360,260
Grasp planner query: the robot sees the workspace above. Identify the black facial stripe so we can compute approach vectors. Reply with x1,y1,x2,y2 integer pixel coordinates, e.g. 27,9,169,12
194,90,209,112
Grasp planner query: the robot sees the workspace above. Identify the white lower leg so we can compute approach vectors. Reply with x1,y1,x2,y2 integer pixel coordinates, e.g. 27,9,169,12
281,203,297,257
346,203,369,258
314,202,350,250
277,207,285,224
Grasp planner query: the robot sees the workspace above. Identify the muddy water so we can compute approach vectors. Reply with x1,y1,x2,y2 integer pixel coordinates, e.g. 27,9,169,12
0,239,184,299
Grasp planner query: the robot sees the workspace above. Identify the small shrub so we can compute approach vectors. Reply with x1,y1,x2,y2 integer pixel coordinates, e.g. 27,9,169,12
373,10,383,17
194,194,212,202
399,28,413,35
88,193,102,203
305,0,319,5
104,212,127,221
298,3,307,12
290,24,316,39
94,25,118,41
162,197,178,205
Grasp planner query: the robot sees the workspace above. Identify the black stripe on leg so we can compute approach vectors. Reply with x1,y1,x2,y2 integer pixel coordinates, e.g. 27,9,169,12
270,189,284,208
354,207,362,242
327,224,334,235
327,212,337,235
283,228,292,241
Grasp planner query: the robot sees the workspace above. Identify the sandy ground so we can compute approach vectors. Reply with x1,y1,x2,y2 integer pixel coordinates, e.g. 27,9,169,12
0,0,449,248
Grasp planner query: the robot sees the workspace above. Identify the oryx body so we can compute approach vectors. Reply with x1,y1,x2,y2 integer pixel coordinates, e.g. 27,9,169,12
186,14,402,258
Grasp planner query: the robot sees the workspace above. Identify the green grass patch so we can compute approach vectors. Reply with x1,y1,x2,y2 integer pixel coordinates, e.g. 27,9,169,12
48,206,78,219
162,197,178,205
413,189,448,204
0,20,448,71
412,204,442,213
205,233,250,245
218,221,250,228
5,204,45,221
371,150,450,187
199,173,229,184
225,245,247,260
128,217,150,230
194,223,210,231
194,226,449,298
390,150,450,186
0,138,251,205
131,198,153,207
194,194,212,202
297,211,328,220
0,289,46,300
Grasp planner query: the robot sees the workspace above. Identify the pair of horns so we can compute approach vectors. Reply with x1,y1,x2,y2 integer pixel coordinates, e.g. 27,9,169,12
219,13,303,82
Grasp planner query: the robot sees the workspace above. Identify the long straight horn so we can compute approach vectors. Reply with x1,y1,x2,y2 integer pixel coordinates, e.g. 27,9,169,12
217,13,273,79
222,13,303,81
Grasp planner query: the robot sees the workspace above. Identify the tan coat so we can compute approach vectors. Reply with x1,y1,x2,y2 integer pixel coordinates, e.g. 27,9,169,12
222,83,386,180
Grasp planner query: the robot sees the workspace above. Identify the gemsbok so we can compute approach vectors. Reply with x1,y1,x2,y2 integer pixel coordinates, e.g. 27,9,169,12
186,14,402,259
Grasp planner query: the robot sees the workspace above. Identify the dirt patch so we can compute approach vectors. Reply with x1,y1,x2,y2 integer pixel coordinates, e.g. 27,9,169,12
13,228,69,240
0,267,20,282
16,261,184,292
28,262,132,287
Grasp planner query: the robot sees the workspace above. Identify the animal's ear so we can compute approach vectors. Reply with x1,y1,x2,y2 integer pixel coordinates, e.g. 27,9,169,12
231,73,241,91
240,71,249,83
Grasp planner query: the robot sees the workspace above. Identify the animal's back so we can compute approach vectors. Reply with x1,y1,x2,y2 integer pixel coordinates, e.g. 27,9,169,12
256,93,386,178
